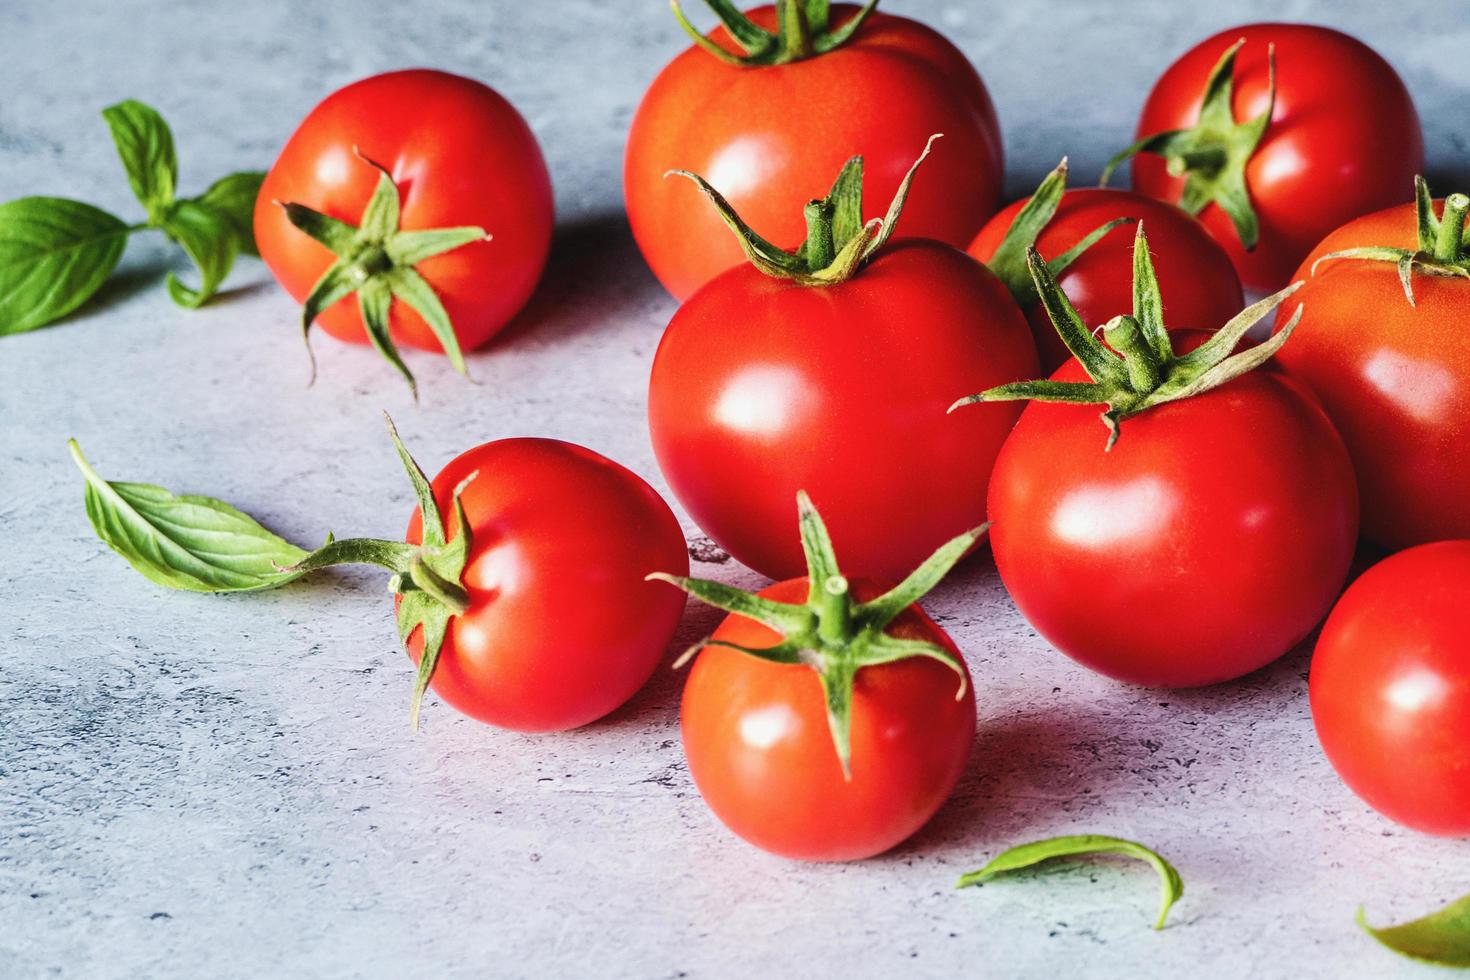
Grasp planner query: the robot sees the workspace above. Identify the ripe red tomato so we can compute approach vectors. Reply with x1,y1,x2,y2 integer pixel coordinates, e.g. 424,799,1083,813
648,239,1037,583
1274,194,1470,551
1121,24,1422,292
1311,541,1470,837
402,438,688,732
970,187,1243,370
988,331,1358,687
680,577,975,861
626,3,1002,300
255,69,553,360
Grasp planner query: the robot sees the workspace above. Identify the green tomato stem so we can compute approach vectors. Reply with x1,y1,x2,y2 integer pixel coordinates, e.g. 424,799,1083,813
1435,193,1469,262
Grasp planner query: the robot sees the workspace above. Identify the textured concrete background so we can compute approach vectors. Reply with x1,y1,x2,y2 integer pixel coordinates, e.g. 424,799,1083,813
2,1,1468,977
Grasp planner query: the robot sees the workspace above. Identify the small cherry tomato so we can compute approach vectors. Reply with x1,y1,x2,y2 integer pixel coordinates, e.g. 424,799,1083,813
255,69,554,389
1275,182,1470,551
627,1,1002,300
1311,541,1470,837
1109,24,1422,292
657,494,977,861
969,161,1242,371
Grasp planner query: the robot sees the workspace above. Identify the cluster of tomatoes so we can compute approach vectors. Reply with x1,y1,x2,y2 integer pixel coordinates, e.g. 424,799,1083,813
111,3,1470,859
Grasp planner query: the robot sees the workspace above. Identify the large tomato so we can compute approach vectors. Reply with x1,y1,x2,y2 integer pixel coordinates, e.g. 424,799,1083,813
1274,188,1470,551
969,184,1243,370
649,239,1037,583
1310,541,1470,837
255,70,553,380
1117,24,1422,292
626,2,1002,300
402,437,688,732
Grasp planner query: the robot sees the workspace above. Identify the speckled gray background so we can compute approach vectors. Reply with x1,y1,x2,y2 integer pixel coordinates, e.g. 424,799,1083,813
2,1,1468,977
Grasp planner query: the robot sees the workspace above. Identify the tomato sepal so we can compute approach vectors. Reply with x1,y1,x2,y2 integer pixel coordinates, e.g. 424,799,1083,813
671,0,879,67
1101,39,1275,252
667,134,937,287
986,157,1136,307
952,223,1301,449
649,490,978,778
1309,178,1470,306
280,151,490,396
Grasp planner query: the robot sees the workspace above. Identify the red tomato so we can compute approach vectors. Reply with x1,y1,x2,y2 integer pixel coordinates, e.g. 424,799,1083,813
988,333,1358,687
1311,541,1470,837
402,439,688,731
648,240,1038,583
1126,24,1421,292
970,188,1243,370
626,3,1002,300
681,578,975,861
255,69,553,355
1274,200,1470,551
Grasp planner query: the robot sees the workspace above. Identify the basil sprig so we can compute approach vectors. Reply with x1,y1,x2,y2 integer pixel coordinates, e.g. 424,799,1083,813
0,99,263,335
957,834,1185,930
1360,892,1470,968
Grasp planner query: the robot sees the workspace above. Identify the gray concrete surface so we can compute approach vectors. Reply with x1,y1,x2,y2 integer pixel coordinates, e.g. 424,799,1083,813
3,1,1468,977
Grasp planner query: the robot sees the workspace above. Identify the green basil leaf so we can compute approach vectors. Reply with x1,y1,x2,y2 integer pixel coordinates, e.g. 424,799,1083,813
0,197,130,335
161,199,237,308
69,439,312,593
194,171,265,256
101,99,177,221
957,834,1184,930
1359,893,1470,967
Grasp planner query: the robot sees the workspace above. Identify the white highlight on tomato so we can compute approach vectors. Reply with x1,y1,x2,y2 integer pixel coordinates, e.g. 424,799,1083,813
1362,349,1458,425
1051,477,1176,549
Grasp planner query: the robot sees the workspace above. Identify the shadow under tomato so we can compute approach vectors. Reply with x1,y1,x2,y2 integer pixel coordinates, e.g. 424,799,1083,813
588,596,727,732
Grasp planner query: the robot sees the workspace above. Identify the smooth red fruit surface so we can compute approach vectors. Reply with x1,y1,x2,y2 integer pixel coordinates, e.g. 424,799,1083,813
1130,24,1421,291
970,188,1243,370
256,69,553,353
681,578,975,861
402,439,688,732
1275,202,1470,551
648,240,1038,583
989,336,1358,687
1311,541,1470,837
626,4,1002,300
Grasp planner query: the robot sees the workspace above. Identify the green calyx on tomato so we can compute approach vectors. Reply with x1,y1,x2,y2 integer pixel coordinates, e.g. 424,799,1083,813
951,222,1302,449
667,134,937,286
1310,176,1470,306
71,412,472,729
671,0,879,67
985,157,1135,307
278,152,490,397
649,490,979,778
1101,39,1276,252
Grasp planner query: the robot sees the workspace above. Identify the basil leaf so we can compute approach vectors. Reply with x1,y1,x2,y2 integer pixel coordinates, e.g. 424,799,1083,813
957,834,1184,930
194,171,265,256
0,197,130,335
161,199,237,308
69,439,312,592
101,99,177,221
1359,893,1470,967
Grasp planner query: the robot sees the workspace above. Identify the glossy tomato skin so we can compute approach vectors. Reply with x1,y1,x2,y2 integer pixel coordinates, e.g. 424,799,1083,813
989,339,1358,687
682,578,975,861
648,240,1038,584
255,70,554,353
1310,541,1470,837
1130,24,1422,292
626,4,1002,300
1275,203,1470,551
401,439,688,732
969,188,1243,370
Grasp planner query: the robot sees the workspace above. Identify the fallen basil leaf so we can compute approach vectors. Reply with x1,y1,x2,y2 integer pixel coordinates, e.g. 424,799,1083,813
1359,893,1470,968
102,99,177,223
70,439,313,592
195,171,265,256
957,834,1184,930
0,197,130,335
161,199,237,308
